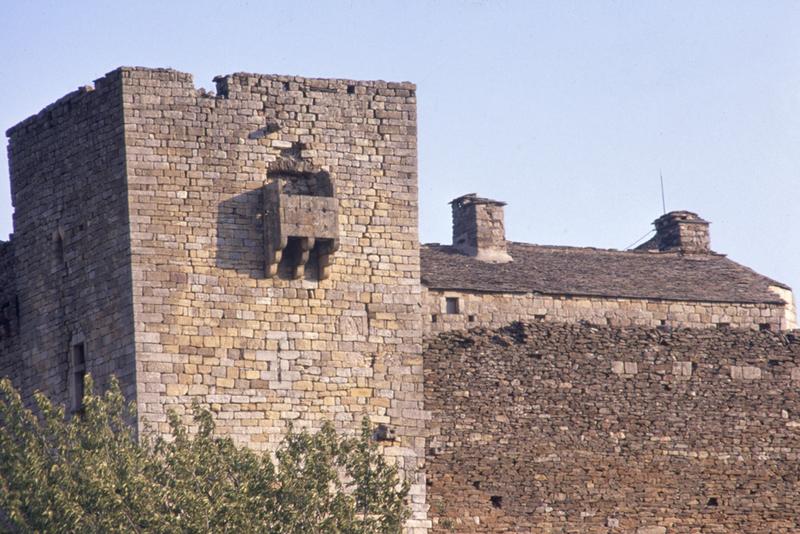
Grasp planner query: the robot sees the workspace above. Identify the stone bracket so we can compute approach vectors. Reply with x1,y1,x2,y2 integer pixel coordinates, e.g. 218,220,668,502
263,181,339,280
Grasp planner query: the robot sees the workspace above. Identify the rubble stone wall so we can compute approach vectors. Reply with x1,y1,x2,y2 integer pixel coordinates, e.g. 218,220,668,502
425,321,800,533
3,72,137,403
423,288,787,335
120,68,428,531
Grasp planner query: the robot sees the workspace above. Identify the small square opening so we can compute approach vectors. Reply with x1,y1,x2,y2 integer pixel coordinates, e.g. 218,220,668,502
759,323,771,332
445,297,459,314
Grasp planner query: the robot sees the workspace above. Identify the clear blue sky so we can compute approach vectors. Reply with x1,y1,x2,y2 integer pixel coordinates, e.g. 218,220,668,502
2,1,798,293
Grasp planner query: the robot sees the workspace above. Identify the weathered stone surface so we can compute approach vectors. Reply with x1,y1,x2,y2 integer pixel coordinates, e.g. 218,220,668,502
2,66,799,534
423,286,788,335
638,210,709,254
1,72,136,405
450,194,511,263
1,67,429,532
425,321,800,533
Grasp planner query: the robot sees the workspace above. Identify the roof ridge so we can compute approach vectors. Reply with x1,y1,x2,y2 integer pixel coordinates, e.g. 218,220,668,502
423,241,728,258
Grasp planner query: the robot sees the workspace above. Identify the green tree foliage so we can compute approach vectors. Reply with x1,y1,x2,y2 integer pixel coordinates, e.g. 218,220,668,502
0,376,409,533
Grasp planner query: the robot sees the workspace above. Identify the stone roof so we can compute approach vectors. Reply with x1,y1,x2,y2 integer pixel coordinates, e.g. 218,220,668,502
421,242,788,304
449,193,507,207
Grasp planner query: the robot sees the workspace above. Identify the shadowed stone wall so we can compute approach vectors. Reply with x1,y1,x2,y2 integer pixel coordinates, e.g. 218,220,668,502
0,240,19,378
2,71,136,403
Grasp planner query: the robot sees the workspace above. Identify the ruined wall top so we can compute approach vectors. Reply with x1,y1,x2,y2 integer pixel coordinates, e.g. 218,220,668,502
5,69,127,139
6,67,416,140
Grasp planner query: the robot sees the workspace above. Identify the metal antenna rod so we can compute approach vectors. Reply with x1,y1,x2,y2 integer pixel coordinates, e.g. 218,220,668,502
660,171,667,214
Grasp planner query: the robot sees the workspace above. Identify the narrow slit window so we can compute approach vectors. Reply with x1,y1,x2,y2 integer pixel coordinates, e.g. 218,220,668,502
70,343,86,413
55,233,64,262
53,229,66,272
445,297,460,315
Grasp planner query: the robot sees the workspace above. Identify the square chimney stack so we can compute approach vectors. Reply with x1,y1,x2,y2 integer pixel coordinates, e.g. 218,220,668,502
638,211,711,254
450,194,512,263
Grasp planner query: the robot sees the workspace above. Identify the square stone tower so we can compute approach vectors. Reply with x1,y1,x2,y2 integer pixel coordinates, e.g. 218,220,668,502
3,67,428,531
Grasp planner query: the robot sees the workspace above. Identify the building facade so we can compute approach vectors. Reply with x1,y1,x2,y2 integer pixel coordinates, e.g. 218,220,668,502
0,67,429,531
1,67,797,533
422,194,796,335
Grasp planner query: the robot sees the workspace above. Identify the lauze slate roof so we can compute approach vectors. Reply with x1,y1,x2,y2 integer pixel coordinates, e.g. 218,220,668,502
421,242,788,304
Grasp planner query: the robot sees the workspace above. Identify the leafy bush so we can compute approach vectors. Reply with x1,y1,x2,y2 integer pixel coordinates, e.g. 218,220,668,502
0,376,409,533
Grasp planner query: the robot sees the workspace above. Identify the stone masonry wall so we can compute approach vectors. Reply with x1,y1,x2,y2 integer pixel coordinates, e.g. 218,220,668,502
425,321,800,533
3,73,137,403
120,68,428,531
771,284,798,330
423,288,787,335
0,240,19,379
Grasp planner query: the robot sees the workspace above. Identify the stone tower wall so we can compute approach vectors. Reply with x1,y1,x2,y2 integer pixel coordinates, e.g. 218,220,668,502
425,322,800,533
0,240,19,378
119,68,428,530
2,72,137,403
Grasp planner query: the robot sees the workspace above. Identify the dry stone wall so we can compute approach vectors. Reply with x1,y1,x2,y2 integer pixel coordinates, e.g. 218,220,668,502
2,72,137,403
423,288,787,335
120,68,428,531
425,321,800,533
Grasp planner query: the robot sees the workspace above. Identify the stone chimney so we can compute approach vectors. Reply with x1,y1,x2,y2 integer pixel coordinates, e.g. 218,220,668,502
638,211,711,254
450,194,512,263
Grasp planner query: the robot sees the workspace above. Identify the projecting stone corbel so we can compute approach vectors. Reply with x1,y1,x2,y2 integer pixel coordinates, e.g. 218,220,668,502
262,159,339,280
317,239,339,280
263,181,287,278
291,237,315,280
